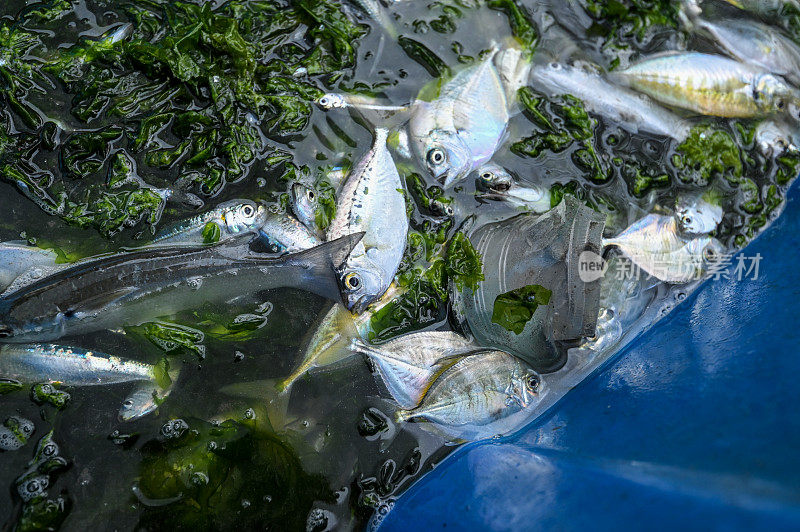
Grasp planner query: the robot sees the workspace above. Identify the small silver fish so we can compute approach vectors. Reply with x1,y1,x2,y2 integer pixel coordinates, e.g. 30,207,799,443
675,194,723,235
603,214,726,283
611,52,800,118
290,183,320,232
277,283,403,394
531,62,692,141
327,128,408,313
119,382,174,422
718,0,800,17
0,242,57,292
0,344,155,385
395,350,544,428
475,163,552,213
691,17,800,87
755,118,800,156
258,212,322,254
351,331,477,409
152,199,268,245
407,46,530,188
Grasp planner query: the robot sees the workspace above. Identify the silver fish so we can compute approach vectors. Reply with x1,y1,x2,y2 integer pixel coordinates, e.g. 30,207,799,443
718,0,800,17
755,118,800,156
0,233,363,342
692,17,800,87
675,194,723,235
351,331,477,409
475,163,552,213
407,46,530,187
395,350,544,428
611,52,800,118
530,62,692,141
0,344,154,385
290,183,320,232
326,128,408,313
603,214,726,283
119,382,174,422
152,199,268,245
258,212,322,254
277,283,404,393
0,242,57,292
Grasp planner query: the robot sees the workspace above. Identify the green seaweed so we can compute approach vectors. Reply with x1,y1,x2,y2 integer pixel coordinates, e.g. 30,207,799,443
491,284,552,335
584,0,679,59
0,379,23,395
2,0,366,238
131,321,206,360
137,417,335,530
445,231,484,291
487,0,538,50
674,124,743,186
202,221,222,244
30,383,71,410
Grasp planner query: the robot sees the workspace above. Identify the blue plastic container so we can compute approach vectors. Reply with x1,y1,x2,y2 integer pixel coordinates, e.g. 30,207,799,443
381,182,800,531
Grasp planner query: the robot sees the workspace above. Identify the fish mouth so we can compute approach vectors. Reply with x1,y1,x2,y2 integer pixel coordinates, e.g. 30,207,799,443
348,294,373,315
0,326,13,339
475,192,506,202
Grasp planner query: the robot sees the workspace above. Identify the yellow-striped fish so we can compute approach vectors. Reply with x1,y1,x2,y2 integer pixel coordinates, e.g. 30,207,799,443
612,52,800,118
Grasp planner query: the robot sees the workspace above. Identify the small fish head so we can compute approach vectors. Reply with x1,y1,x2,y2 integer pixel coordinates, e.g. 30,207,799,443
754,74,795,114
224,201,268,235
290,183,319,229
420,131,472,188
338,264,386,315
118,386,160,422
675,200,719,235
506,370,543,409
475,163,514,194
317,93,346,110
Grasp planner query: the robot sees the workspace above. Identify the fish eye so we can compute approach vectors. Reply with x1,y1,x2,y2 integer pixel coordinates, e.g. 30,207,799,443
242,204,255,217
319,96,329,106
703,246,718,261
123,400,133,408
682,215,692,226
445,205,454,216
480,171,493,180
306,190,315,201
777,99,786,110
427,148,446,166
526,374,540,391
344,272,361,290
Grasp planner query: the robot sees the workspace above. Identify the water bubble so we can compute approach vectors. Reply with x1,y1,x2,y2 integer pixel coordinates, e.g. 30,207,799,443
264,495,272,503
190,472,209,486
306,507,336,532
160,419,189,440
241,499,251,508
17,474,48,502
233,350,245,362
0,416,34,451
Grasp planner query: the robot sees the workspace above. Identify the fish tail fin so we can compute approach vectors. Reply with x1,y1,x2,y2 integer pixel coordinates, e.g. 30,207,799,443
349,338,384,359
394,408,415,423
374,127,390,146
